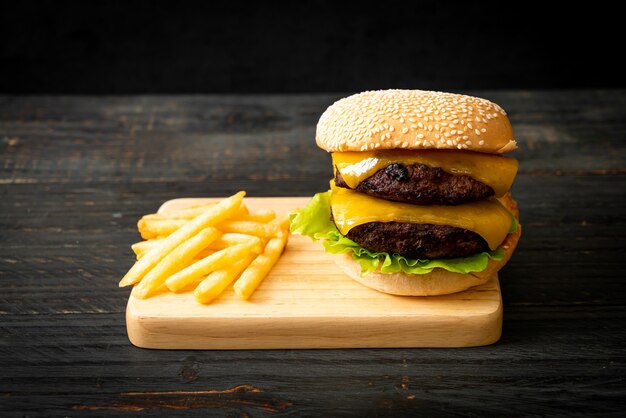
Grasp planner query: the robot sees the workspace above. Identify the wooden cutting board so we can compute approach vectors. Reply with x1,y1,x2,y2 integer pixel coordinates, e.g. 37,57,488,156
125,197,503,349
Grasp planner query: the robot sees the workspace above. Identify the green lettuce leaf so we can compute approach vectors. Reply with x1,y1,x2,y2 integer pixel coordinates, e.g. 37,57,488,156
290,190,508,276
509,210,518,233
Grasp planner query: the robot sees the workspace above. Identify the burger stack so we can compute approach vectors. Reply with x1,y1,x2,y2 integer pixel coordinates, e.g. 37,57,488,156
295,89,522,296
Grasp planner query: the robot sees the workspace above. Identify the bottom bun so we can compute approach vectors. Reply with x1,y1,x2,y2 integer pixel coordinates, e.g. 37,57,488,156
334,252,493,295
335,194,522,296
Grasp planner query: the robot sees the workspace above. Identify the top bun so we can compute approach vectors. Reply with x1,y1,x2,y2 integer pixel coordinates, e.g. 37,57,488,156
316,90,516,154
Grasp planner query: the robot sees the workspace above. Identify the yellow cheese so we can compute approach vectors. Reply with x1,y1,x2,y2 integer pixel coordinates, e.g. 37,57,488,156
330,185,513,251
332,149,518,197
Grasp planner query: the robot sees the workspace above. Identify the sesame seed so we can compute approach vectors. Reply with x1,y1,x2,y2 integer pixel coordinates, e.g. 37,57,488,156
402,127,409,134
417,134,424,139
479,140,485,146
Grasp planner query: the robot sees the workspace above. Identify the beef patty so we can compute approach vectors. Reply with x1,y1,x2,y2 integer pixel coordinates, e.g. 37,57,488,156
335,163,494,205
344,221,489,259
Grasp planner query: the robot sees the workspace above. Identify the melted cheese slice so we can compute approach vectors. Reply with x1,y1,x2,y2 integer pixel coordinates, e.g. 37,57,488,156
330,185,513,250
332,149,518,197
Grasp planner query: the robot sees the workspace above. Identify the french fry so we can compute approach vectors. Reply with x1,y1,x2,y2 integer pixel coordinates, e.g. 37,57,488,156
140,214,167,221
195,234,263,259
164,240,259,292
192,248,215,260
141,202,233,221
194,255,255,304
159,202,216,219
137,218,187,239
217,220,274,238
241,209,276,223
132,239,161,259
267,213,290,237
138,206,249,239
233,232,289,300
276,213,291,233
197,204,247,219
119,190,246,287
134,234,262,260
133,227,222,299
207,233,262,250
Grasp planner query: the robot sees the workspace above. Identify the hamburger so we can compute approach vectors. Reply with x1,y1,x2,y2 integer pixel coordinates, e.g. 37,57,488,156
290,90,521,296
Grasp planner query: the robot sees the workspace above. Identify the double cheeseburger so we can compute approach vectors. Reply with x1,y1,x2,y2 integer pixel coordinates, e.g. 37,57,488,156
291,90,521,296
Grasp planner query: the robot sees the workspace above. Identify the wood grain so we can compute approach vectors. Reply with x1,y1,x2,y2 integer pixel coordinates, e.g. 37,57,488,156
126,197,502,349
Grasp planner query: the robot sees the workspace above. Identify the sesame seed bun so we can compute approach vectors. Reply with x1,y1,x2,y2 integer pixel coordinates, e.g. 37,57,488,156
334,193,521,296
316,90,517,154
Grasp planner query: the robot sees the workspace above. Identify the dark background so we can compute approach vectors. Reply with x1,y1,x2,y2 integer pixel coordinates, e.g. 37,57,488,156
0,1,622,94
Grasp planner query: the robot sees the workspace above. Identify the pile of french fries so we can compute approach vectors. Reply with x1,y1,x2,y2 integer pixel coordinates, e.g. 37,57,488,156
118,191,289,304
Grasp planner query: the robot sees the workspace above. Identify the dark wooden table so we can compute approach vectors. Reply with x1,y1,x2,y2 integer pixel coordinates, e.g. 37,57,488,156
1,91,625,416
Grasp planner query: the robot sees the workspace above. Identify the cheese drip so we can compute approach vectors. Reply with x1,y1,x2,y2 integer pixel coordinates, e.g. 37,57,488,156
332,149,518,197
330,185,513,251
